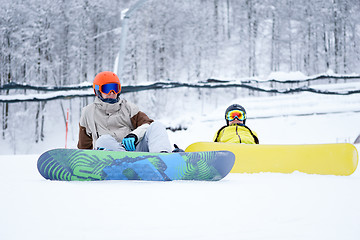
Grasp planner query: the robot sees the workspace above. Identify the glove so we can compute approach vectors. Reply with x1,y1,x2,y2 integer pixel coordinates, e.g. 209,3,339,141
121,134,138,151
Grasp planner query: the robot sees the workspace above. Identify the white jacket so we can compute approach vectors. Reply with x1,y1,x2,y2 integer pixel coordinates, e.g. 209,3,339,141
78,97,153,149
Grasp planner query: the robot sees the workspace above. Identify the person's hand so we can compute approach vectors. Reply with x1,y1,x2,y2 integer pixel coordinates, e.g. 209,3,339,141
121,134,137,151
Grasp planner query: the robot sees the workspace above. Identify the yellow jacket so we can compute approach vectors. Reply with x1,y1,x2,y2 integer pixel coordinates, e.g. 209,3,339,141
213,124,259,144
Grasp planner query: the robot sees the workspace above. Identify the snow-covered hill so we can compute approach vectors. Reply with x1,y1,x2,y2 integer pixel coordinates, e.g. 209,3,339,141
1,148,359,240
166,91,360,149
1,85,360,239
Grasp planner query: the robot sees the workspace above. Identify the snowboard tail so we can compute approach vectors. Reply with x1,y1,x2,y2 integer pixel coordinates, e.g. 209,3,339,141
186,142,358,176
37,149,235,181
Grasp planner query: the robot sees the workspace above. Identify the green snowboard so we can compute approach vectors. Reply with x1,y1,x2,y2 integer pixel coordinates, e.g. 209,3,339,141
37,149,235,181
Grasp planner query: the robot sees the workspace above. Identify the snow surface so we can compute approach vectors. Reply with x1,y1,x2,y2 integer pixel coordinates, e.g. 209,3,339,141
1,74,360,240
1,150,360,240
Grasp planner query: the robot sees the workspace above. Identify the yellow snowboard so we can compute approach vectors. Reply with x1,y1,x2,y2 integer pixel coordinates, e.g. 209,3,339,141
186,142,358,176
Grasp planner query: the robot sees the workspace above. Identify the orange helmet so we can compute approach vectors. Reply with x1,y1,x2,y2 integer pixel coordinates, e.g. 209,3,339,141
93,71,121,95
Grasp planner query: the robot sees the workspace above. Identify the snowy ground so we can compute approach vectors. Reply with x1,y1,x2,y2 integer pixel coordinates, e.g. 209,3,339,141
166,92,360,148
1,149,359,240
1,87,360,240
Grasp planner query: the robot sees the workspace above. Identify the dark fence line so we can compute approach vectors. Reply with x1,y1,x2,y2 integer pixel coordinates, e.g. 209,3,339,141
206,74,360,84
0,82,91,91
1,74,359,91
1,76,360,103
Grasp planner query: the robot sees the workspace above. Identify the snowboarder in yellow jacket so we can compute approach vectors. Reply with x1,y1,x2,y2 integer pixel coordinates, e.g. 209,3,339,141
213,104,259,144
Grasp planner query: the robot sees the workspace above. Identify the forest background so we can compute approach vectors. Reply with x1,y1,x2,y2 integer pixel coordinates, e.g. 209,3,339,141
1,0,359,153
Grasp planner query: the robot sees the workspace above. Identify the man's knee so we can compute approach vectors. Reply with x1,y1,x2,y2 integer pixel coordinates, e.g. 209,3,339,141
148,121,166,132
95,135,124,151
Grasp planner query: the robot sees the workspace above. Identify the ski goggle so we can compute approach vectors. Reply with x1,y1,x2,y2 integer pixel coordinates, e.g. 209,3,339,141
226,110,246,121
95,83,120,95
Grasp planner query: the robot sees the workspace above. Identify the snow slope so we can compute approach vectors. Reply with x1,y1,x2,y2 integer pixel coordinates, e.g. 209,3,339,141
1,82,360,240
166,91,360,148
1,151,359,240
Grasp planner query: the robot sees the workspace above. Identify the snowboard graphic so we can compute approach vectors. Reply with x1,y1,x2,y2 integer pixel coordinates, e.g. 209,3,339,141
37,149,235,181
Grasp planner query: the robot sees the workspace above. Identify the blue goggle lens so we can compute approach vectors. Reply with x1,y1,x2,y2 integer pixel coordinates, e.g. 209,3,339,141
100,83,120,94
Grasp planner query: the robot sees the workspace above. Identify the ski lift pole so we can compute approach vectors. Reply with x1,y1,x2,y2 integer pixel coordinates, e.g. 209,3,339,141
115,0,149,79
65,108,69,148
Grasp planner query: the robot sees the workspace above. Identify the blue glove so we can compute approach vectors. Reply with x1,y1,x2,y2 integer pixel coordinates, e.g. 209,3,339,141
121,134,138,151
